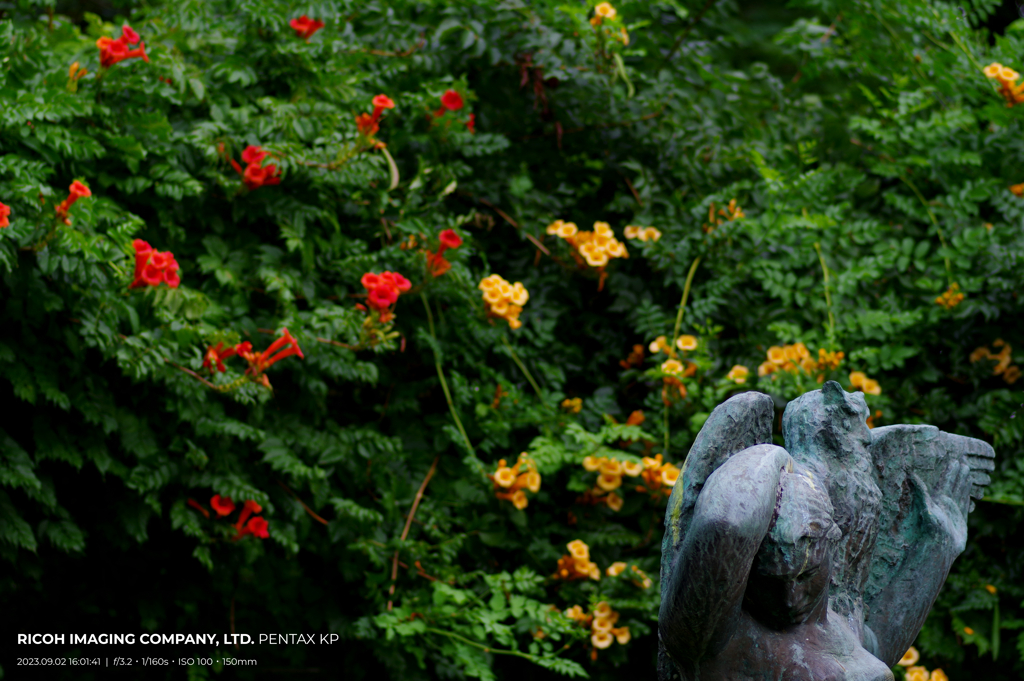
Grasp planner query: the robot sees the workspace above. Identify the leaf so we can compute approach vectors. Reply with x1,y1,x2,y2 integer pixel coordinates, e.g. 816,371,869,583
189,77,206,102
37,518,86,553
381,146,400,191
534,656,589,678
330,497,383,525
0,490,37,552
0,430,41,492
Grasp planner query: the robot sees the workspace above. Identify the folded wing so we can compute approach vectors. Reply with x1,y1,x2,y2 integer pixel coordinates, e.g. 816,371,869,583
658,391,775,681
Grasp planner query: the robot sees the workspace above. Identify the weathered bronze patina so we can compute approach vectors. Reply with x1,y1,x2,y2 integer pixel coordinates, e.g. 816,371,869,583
658,382,994,681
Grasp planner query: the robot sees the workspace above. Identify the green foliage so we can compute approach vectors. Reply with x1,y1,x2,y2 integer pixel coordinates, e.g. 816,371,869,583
2,0,1024,679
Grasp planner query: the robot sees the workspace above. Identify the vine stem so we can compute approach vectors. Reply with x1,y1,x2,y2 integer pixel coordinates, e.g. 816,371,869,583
420,292,475,457
316,336,359,349
388,456,439,611
665,256,702,457
936,5,986,74
276,480,329,525
662,0,717,65
866,7,927,82
813,242,836,346
500,334,543,399
422,627,538,661
899,174,953,285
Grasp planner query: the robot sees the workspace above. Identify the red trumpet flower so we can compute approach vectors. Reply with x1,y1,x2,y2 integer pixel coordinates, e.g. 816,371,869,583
55,180,92,223
227,145,280,190
426,253,451,277
440,89,464,111
424,229,463,278
210,495,236,516
0,201,11,228
241,145,268,164
239,329,304,377
289,15,325,40
234,500,263,529
130,239,180,289
360,271,411,311
203,342,241,373
434,89,465,117
97,25,148,68
187,498,210,518
243,162,281,190
233,500,270,540
356,113,379,137
372,94,395,119
357,94,396,138
245,516,270,539
439,229,462,251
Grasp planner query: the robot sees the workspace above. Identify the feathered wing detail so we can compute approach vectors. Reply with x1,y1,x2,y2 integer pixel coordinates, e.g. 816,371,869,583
864,424,995,666
867,425,995,594
864,424,940,605
658,391,775,681
951,432,996,512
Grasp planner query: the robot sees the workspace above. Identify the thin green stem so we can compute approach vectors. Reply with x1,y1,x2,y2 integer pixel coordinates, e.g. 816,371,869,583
921,31,954,53
981,497,1024,507
500,334,543,400
867,8,927,82
422,627,537,661
813,242,836,347
936,5,986,74
32,219,66,252
671,257,702,347
421,292,474,457
665,256,702,456
899,174,953,284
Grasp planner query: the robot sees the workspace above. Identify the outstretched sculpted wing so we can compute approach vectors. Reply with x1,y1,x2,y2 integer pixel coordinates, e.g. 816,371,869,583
951,431,997,512
868,425,994,557
658,391,775,681
864,424,995,666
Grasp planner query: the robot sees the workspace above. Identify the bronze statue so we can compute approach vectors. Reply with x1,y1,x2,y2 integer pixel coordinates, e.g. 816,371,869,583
658,382,994,681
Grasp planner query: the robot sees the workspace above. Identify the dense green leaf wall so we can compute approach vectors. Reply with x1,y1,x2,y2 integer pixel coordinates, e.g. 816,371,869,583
2,0,1024,679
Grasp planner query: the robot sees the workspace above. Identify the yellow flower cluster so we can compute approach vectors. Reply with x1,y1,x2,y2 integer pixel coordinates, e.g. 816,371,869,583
849,371,882,396
581,456,640,511
703,199,745,233
488,453,541,509
971,339,1020,384
546,220,628,268
561,397,583,413
1011,183,1024,198
633,453,680,498
607,561,653,589
398,233,421,250
898,647,949,681
935,282,964,309
984,62,1024,107
619,344,645,369
726,365,749,384
659,359,693,377
758,343,845,383
554,539,601,581
657,357,694,401
623,225,662,242
649,336,698,400
589,1,617,25
479,274,529,329
565,601,630,652
650,334,698,356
